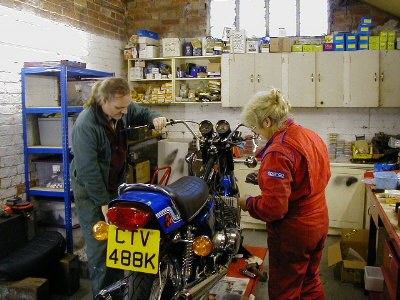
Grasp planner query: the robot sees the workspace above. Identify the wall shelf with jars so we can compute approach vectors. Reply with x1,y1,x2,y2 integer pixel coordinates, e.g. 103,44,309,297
127,55,221,104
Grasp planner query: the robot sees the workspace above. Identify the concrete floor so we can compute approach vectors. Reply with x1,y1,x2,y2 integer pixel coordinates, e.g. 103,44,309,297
56,230,369,300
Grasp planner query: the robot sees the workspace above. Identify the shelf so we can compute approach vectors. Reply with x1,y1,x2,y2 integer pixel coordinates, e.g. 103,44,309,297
128,55,221,61
27,146,66,154
129,79,172,82
22,67,114,78
25,106,84,114
175,77,221,81
29,187,70,197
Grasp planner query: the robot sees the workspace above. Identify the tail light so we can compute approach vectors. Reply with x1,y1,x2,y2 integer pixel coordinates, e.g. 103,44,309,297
107,202,153,231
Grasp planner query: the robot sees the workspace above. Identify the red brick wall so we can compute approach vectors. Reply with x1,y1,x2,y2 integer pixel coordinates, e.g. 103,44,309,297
0,0,127,40
329,0,400,32
126,0,210,38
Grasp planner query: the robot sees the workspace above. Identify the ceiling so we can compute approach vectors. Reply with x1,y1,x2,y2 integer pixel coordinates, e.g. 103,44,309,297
361,0,400,18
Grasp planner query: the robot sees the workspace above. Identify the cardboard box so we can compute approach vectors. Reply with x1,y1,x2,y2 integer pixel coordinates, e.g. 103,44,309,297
324,43,334,51
291,44,303,52
162,38,181,57
380,41,387,50
325,34,334,43
369,36,380,44
346,43,357,51
303,44,314,52
359,35,369,42
328,229,369,283
380,31,388,42
134,60,145,67
207,63,221,76
270,37,291,53
334,43,345,51
129,67,143,80
334,34,345,44
146,45,159,58
358,43,369,50
138,36,159,46
346,33,358,43
369,42,380,50
388,31,396,42
230,30,246,53
358,25,370,35
246,40,259,53
361,17,373,26
388,41,395,50
315,44,323,52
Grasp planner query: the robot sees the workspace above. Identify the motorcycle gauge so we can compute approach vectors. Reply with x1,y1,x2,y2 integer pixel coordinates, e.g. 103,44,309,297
216,120,231,138
199,120,214,137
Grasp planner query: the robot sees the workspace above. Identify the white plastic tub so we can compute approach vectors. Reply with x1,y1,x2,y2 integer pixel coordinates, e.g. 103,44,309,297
364,266,384,292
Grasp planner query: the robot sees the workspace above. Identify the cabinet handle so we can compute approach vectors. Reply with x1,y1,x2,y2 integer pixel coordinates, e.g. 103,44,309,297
257,74,260,83
311,73,314,82
318,73,321,82
250,74,254,83
380,72,384,82
367,204,376,216
374,73,377,82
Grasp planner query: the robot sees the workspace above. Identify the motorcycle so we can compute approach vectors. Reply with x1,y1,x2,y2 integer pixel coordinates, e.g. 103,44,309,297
93,119,258,300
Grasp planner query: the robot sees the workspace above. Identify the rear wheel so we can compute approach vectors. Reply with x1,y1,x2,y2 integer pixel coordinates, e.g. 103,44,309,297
130,255,180,300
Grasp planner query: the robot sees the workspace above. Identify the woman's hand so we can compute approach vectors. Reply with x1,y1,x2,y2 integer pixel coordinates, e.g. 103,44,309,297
239,195,251,211
153,117,167,130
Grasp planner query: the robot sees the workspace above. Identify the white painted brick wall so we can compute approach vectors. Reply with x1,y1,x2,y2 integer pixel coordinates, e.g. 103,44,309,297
0,5,125,201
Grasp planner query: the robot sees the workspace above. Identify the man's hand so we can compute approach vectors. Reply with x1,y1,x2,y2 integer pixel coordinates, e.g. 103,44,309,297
153,117,167,130
239,195,251,211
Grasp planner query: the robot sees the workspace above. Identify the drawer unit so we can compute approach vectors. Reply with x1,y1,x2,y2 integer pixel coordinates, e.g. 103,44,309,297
382,240,400,300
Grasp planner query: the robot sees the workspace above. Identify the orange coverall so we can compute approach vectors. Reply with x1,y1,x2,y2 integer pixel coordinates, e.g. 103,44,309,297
246,119,331,300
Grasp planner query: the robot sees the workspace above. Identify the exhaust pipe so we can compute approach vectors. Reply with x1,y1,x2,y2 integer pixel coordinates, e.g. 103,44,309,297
176,266,228,300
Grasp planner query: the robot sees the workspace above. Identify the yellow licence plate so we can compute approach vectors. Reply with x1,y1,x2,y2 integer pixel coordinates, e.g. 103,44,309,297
106,225,160,274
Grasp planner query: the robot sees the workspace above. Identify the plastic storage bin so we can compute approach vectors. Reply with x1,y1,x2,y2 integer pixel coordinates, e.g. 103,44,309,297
374,171,399,190
37,200,79,227
374,163,398,172
364,266,384,292
33,158,64,189
38,117,74,146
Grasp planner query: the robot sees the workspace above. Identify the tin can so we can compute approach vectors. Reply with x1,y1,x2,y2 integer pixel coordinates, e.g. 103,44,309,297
184,42,193,56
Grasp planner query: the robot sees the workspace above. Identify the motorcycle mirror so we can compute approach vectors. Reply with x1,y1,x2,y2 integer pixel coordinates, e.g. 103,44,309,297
185,152,196,164
244,156,258,168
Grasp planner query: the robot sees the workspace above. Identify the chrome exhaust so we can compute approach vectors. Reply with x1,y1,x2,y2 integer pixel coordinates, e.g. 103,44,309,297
175,266,228,300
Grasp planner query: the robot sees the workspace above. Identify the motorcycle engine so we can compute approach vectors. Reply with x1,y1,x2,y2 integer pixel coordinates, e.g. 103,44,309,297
212,228,241,254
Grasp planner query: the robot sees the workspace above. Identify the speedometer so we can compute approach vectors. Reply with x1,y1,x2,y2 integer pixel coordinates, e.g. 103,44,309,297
199,120,214,137
215,120,231,137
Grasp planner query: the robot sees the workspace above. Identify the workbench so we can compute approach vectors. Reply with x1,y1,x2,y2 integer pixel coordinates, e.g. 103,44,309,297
366,186,400,300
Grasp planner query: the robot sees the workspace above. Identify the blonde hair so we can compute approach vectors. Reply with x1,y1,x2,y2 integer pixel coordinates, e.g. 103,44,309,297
84,77,130,108
241,88,291,130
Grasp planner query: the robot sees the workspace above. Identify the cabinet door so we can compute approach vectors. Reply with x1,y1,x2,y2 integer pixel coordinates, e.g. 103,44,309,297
254,53,283,93
379,50,400,107
345,51,379,107
287,52,316,107
316,52,345,107
221,54,255,107
325,168,365,229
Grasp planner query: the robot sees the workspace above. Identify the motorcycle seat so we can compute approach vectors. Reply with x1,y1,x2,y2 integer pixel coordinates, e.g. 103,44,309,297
163,176,209,221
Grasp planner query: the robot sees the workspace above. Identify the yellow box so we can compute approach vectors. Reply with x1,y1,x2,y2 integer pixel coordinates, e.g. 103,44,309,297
291,45,303,52
388,41,395,50
325,34,333,43
369,36,380,44
380,31,388,42
388,31,396,42
303,44,315,52
380,41,387,50
315,44,323,52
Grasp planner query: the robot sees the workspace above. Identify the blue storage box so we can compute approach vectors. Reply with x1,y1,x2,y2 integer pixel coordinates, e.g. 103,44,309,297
375,163,398,172
346,43,357,51
137,29,159,40
334,34,346,44
358,43,369,50
334,43,345,51
346,33,358,44
374,171,399,190
361,17,373,26
358,25,370,35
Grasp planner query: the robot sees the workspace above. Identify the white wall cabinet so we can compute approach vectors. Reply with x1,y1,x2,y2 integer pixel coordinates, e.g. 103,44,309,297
222,53,282,107
379,50,400,107
223,51,386,108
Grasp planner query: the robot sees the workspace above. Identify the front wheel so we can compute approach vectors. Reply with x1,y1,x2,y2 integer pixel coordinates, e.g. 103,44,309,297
130,255,180,300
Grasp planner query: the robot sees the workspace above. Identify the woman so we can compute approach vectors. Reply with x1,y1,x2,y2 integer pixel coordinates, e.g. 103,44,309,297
239,89,331,300
70,77,166,296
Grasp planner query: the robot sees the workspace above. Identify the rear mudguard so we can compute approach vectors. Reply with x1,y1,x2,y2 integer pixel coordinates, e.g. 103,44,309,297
109,190,185,234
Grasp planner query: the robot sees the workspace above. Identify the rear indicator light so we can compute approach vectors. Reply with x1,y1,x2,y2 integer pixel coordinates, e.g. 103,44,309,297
107,202,153,231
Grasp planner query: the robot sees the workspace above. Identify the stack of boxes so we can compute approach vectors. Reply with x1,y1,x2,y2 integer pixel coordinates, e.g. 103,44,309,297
333,33,345,51
346,33,358,51
357,17,372,50
137,30,160,58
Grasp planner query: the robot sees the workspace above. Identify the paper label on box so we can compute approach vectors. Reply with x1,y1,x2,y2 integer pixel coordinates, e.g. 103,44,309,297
53,164,61,173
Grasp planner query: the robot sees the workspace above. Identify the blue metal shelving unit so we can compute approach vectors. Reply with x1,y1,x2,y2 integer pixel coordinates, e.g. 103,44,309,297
22,65,114,253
